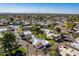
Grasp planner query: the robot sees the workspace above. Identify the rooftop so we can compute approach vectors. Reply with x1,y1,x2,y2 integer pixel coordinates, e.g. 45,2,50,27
59,45,79,56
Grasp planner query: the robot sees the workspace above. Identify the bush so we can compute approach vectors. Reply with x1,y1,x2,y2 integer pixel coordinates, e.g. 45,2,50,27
53,26,61,33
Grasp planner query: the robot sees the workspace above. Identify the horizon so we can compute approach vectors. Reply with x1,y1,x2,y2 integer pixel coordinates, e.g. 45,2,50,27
0,12,79,14
0,3,79,14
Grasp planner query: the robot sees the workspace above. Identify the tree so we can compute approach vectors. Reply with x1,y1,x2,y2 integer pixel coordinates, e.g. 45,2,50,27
9,17,14,22
47,24,54,30
2,31,16,51
53,26,61,33
31,24,41,35
64,21,75,30
19,25,25,32
0,37,3,44
50,46,59,56
76,17,79,22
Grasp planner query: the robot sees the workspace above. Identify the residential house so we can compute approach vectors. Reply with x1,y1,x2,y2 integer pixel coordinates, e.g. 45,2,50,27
71,38,79,49
40,28,54,39
20,30,32,40
0,19,8,26
0,28,7,33
53,33,72,43
31,35,51,49
0,28,8,38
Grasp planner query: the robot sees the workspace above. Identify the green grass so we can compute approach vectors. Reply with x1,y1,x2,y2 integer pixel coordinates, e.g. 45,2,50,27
45,38,56,45
12,47,27,53
48,40,55,45
0,53,5,56
36,33,46,39
17,47,26,52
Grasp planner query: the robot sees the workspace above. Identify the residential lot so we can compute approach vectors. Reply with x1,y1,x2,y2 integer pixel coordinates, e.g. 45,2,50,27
0,14,79,56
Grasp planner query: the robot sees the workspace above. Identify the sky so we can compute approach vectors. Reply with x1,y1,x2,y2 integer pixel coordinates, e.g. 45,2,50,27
0,3,79,14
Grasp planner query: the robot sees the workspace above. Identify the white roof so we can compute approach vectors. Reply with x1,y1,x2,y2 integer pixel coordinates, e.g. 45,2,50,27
42,39,49,45
72,42,79,49
71,38,79,49
76,30,79,33
75,38,79,41
40,28,50,34
32,37,41,45
0,28,7,32
23,30,32,35
53,34,59,37
32,36,49,46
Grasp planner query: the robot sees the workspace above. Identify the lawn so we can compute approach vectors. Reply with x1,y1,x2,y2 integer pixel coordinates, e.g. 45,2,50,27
17,47,27,52
45,38,55,45
0,53,5,56
12,47,27,54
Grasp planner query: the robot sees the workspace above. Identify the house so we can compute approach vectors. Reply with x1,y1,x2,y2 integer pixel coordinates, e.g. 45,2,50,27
60,33,72,42
53,33,72,43
23,26,32,30
24,21,31,26
0,28,8,38
53,34,60,41
8,25,19,30
0,22,4,26
0,19,8,26
74,22,79,31
40,28,51,34
8,25,15,31
58,45,79,56
31,35,51,49
40,28,54,39
20,30,32,40
75,30,79,37
0,28,7,33
53,33,65,43
71,38,79,49
46,33,54,39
